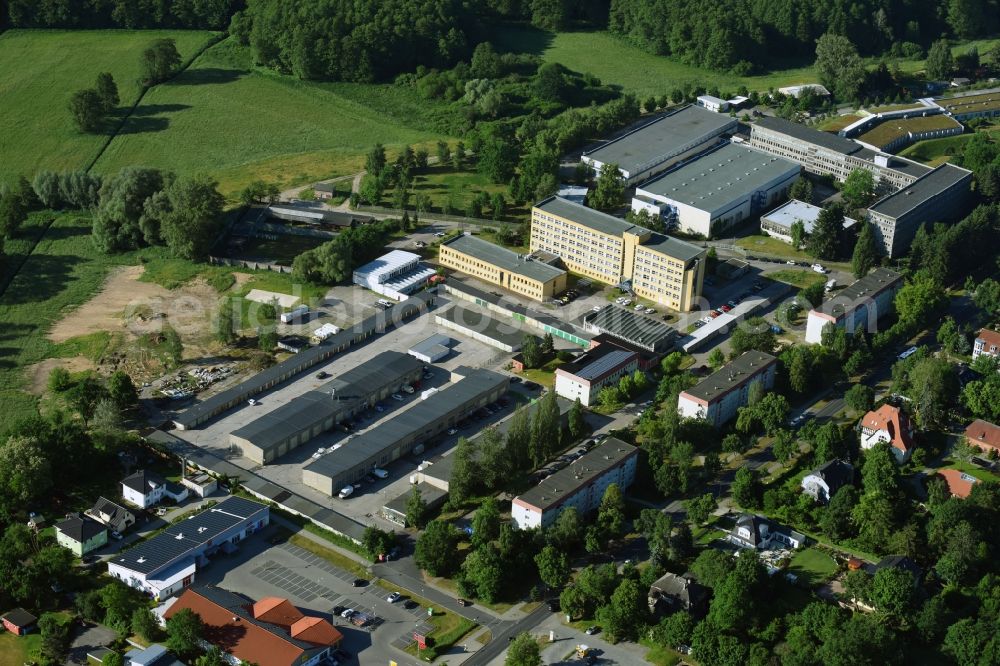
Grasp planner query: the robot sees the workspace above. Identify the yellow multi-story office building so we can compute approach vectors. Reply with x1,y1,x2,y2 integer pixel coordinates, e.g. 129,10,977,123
531,196,706,312
438,233,567,302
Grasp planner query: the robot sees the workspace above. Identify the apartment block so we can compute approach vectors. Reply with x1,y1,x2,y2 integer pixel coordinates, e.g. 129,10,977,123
677,351,777,426
554,341,640,407
530,196,705,311
805,268,904,344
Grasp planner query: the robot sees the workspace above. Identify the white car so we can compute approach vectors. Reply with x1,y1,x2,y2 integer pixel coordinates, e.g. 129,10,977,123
247,398,256,406
811,263,828,273
592,305,603,312
644,307,655,314
386,592,401,603
701,316,713,324
634,303,645,311
434,231,446,237
338,486,354,499
340,608,355,618
391,393,405,401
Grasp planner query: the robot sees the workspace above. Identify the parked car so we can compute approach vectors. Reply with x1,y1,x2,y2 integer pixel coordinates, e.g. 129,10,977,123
391,393,405,401
340,608,355,619
592,305,603,312
403,600,418,610
316,371,329,379
110,531,123,541
585,626,600,635
524,381,540,390
386,592,401,603
547,600,560,612
720,305,732,312
811,263,828,273
457,599,471,607
375,403,386,413
247,398,256,406
447,428,458,435
353,579,367,587
372,468,389,479
332,606,345,616
434,231,446,237
338,486,354,499
694,321,704,328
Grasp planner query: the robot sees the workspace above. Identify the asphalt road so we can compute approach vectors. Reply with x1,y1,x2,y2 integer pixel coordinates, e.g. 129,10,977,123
462,604,553,666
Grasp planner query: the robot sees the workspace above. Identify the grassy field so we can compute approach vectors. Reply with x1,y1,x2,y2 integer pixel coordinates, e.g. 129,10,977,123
409,165,529,220
900,134,973,165
494,27,1000,99
769,269,828,289
94,38,453,198
0,631,42,666
0,29,217,185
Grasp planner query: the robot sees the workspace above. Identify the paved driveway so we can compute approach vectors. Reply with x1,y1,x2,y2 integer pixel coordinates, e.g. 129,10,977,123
66,623,116,665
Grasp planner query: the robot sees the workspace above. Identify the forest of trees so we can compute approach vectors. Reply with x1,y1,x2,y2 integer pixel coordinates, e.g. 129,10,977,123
608,0,998,73
6,0,238,29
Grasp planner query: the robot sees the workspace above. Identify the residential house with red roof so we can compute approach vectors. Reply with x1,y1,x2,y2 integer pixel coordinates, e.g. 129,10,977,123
162,586,341,666
965,419,1000,456
973,328,1000,361
937,469,979,499
859,404,915,464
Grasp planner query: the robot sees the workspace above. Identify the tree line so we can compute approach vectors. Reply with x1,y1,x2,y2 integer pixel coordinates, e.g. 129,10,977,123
6,0,237,29
608,0,996,74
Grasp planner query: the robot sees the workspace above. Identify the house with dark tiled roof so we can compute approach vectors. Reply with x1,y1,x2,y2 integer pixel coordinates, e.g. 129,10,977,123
122,470,189,509
1,608,37,635
728,514,806,551
801,459,854,503
161,586,341,666
859,404,915,463
54,514,107,556
86,497,136,534
647,572,709,618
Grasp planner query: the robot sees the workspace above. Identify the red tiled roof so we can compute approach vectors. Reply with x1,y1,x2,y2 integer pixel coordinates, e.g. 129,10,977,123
966,419,1000,453
252,597,303,628
977,328,1000,349
938,469,978,499
164,588,340,666
861,404,914,454
290,616,341,646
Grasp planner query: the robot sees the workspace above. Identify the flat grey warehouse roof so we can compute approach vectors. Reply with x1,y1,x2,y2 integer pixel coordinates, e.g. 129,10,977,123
868,163,971,219
437,304,526,349
534,196,650,238
753,116,862,155
303,368,508,482
111,496,268,575
442,234,566,283
230,352,423,451
638,143,799,212
583,105,737,174
683,350,777,403
516,438,638,511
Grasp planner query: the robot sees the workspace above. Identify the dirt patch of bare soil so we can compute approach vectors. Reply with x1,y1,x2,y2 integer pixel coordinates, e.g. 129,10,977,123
26,357,96,395
47,265,219,356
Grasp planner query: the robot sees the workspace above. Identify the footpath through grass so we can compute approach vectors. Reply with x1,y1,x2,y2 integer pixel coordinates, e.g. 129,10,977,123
94,38,453,198
0,29,217,185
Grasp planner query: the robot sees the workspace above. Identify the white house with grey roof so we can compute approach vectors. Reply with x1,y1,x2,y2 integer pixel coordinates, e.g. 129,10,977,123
108,496,269,600
632,142,800,238
677,351,778,426
554,340,640,406
122,470,188,509
582,105,737,185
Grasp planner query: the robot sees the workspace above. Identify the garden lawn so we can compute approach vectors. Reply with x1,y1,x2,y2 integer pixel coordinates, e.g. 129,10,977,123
0,631,42,666
788,547,838,586
94,38,453,198
0,29,217,184
768,269,828,289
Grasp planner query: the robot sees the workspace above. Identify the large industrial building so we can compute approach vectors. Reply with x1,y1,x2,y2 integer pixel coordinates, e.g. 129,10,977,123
511,438,639,529
352,250,436,301
677,351,778,426
443,280,592,348
228,352,424,464
438,233,567,302
435,304,525,352
173,292,435,430
867,163,973,257
805,268,904,344
554,341,640,407
108,496,269,600
581,105,737,185
530,197,706,311
302,367,509,496
748,116,931,189
631,143,800,238
759,199,857,244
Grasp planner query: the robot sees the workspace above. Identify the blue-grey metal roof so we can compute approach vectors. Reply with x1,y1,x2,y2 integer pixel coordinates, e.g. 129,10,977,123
111,496,268,576
754,116,862,155
868,163,971,219
585,306,676,350
303,369,508,482
573,349,636,381
637,143,799,213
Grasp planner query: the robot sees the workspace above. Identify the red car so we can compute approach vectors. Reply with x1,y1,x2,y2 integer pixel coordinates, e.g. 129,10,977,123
720,305,732,312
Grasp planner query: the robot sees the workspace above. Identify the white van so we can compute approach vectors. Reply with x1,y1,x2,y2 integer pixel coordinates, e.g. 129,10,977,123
338,485,354,499
372,468,389,479
824,279,837,292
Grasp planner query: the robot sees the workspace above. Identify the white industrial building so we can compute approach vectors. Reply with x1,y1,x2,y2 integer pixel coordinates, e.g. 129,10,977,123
408,334,453,363
632,143,800,238
759,199,857,244
696,95,729,113
676,351,778,426
107,496,268,600
581,105,737,185
805,268,904,344
352,250,436,301
511,438,639,529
